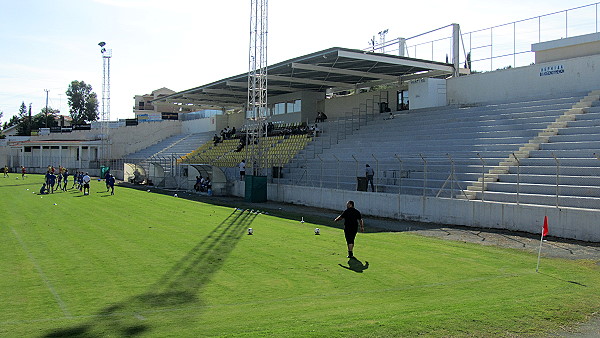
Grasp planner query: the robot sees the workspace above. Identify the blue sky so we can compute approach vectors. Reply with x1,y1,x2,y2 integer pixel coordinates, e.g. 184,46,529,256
0,0,596,125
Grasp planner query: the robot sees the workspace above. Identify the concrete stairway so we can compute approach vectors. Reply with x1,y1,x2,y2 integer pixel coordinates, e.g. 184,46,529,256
463,89,600,208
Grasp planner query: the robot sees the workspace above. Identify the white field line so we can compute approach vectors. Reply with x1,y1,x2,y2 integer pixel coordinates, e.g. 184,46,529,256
0,271,534,326
10,228,72,318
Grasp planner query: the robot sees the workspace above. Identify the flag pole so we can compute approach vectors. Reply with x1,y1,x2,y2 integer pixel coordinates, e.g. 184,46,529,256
536,216,548,273
535,230,544,273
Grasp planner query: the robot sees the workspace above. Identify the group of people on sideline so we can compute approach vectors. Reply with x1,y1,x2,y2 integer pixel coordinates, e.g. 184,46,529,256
194,175,212,193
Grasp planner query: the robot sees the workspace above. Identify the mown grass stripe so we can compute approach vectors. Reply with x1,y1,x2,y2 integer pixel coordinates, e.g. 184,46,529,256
9,227,72,318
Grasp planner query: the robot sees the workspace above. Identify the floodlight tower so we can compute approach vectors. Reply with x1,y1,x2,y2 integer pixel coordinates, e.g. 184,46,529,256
378,29,389,53
247,0,268,176
98,41,112,165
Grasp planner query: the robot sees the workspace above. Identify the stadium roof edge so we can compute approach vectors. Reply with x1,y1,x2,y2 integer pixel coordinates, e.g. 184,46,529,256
153,47,456,110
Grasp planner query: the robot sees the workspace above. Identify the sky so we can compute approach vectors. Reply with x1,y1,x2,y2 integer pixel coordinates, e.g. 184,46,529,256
0,0,597,126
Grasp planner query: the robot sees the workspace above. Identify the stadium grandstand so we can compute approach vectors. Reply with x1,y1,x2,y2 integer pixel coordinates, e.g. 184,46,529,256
3,4,600,242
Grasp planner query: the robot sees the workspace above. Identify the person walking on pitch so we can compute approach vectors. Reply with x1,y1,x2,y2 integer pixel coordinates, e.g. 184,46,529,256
334,200,364,258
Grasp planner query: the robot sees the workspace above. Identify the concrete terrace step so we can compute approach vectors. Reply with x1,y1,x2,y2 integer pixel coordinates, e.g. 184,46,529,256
473,191,600,209
497,173,600,186
507,165,600,176
484,181,600,197
549,133,600,142
539,140,600,150
529,150,600,159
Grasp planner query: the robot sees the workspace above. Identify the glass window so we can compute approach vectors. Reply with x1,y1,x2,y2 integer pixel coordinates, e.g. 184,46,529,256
274,103,286,115
294,99,301,112
286,99,301,113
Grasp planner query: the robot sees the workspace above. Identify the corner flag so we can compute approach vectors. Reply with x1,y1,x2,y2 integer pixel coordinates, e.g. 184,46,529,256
536,216,549,272
542,216,549,237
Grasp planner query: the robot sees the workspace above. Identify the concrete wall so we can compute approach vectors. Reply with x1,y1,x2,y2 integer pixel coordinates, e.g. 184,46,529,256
323,89,398,119
447,53,600,105
182,117,216,134
110,120,182,158
408,78,446,110
229,182,600,242
266,91,326,125
216,112,246,132
533,32,600,64
0,141,9,168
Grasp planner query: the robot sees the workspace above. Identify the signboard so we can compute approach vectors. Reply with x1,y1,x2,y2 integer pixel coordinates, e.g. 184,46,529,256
540,65,564,76
162,112,179,120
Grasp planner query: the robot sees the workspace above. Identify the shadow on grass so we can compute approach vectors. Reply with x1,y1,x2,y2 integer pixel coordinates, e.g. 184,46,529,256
43,209,257,337
0,181,41,188
538,272,588,287
339,257,369,273
120,184,384,234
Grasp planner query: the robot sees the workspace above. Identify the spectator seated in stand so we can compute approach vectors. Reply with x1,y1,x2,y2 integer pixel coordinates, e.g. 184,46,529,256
315,112,328,123
310,124,320,137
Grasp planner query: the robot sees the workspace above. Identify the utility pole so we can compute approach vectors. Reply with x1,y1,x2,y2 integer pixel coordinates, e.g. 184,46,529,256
44,89,49,128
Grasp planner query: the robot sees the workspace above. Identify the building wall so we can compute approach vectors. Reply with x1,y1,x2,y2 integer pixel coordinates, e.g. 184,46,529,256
322,89,398,119
13,121,183,159
408,78,446,110
447,53,600,105
0,142,9,168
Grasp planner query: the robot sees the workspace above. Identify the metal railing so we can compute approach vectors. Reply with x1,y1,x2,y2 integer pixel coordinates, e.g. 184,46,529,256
367,2,600,72
272,152,600,210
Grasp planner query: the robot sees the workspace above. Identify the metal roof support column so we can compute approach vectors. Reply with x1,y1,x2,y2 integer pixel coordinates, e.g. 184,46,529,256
452,23,460,77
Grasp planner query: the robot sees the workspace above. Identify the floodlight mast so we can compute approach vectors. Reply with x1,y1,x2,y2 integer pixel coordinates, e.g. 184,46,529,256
99,42,112,166
246,0,268,176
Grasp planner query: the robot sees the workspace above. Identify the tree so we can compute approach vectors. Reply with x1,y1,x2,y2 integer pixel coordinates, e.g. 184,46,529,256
15,102,30,136
66,80,99,124
18,102,27,118
3,115,21,130
39,107,59,128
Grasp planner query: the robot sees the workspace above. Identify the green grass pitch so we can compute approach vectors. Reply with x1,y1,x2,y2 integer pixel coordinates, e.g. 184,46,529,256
1,175,599,337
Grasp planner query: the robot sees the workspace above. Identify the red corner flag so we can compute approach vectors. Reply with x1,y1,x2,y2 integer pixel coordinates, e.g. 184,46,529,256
537,216,549,272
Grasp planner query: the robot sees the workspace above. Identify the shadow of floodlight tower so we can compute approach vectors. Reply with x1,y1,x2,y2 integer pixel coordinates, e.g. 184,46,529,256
98,41,112,166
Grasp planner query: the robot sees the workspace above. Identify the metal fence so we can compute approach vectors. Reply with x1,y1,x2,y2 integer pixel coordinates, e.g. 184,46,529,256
367,2,600,72
270,152,600,210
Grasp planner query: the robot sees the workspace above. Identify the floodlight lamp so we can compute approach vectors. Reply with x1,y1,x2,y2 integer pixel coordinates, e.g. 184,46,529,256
98,41,106,47
101,47,106,53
